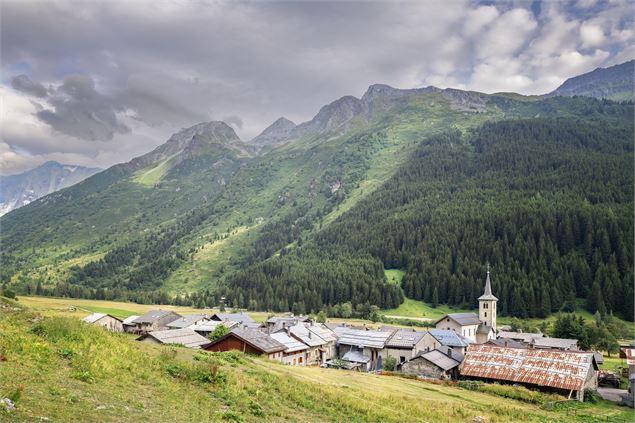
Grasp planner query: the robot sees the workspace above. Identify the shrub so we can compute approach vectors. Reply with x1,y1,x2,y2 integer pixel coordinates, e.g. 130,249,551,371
209,325,230,342
383,356,397,371
458,380,483,391
583,388,601,403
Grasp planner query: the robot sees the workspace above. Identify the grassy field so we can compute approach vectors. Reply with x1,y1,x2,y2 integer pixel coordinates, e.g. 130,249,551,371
383,297,473,320
2,296,633,422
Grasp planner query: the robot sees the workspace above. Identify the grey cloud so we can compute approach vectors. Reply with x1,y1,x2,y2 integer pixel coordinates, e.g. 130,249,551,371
223,115,243,130
36,74,130,141
11,74,47,98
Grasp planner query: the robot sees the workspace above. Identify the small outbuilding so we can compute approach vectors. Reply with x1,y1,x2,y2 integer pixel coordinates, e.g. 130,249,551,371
204,328,286,361
131,310,182,334
82,313,123,332
401,349,460,380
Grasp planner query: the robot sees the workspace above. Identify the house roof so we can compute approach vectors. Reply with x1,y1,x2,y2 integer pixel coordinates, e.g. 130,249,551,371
342,350,371,363
437,345,465,363
498,331,543,343
270,332,308,353
335,328,392,349
132,310,181,324
211,328,285,354
385,330,426,348
593,352,604,364
434,313,481,327
288,324,327,347
82,313,108,324
427,329,473,348
142,328,211,348
487,338,527,349
459,344,597,392
122,315,140,325
413,349,460,371
195,320,237,333
166,314,209,329
309,324,337,343
531,337,578,350
211,313,256,324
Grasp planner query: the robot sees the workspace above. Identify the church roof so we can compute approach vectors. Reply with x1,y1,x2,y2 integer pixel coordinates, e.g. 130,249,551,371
478,270,498,301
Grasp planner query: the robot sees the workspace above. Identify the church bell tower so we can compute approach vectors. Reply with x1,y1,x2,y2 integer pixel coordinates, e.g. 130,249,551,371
478,265,498,333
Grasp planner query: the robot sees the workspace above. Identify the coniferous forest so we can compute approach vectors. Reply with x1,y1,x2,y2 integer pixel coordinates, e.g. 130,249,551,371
225,117,634,320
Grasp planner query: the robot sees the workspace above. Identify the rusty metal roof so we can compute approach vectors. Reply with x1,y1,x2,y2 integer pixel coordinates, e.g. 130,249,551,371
460,344,597,391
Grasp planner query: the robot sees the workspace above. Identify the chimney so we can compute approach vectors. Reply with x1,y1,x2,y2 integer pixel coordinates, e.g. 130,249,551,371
447,349,452,358
309,331,312,339
286,327,291,336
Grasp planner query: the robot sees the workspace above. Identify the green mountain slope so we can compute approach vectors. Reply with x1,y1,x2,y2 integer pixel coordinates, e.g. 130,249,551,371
1,84,633,318
226,114,634,320
550,59,634,101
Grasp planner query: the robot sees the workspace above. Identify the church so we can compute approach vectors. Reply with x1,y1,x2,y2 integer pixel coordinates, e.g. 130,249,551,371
433,268,497,344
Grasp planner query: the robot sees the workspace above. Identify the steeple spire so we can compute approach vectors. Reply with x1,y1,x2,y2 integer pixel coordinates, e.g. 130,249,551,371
478,265,498,301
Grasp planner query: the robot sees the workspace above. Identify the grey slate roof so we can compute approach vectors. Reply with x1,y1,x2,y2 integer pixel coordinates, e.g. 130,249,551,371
428,329,472,348
435,313,481,327
415,349,460,371
143,328,211,348
212,313,256,324
310,324,337,343
531,337,578,350
166,314,209,329
226,328,286,354
132,310,181,324
289,324,326,347
487,338,527,349
385,330,426,348
498,331,543,343
83,313,109,324
270,332,308,353
122,315,140,326
593,351,604,364
336,328,392,349
436,345,465,363
195,320,238,333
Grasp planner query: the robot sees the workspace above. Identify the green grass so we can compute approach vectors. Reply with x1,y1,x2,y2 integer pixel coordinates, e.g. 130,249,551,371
383,297,473,320
384,268,405,285
2,296,633,422
133,156,174,186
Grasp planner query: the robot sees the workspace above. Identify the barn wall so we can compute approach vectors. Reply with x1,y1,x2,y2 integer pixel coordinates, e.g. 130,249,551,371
401,357,445,379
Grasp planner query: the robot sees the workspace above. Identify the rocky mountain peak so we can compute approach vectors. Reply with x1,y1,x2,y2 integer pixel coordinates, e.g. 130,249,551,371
249,117,297,153
168,121,240,145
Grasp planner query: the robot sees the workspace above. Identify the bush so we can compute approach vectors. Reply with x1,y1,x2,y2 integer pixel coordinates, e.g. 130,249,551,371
209,325,230,342
583,389,601,403
383,356,397,371
458,380,483,391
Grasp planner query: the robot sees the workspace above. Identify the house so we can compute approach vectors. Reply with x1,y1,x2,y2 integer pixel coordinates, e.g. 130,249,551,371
460,344,598,401
203,328,286,361
530,337,578,351
194,320,238,338
166,314,210,330
487,338,526,349
131,310,182,334
122,315,140,333
210,313,259,328
335,327,393,371
82,313,123,332
138,328,211,349
270,332,309,366
382,329,426,364
422,329,472,357
401,349,461,380
497,331,543,344
288,323,337,365
265,314,310,333
434,268,497,343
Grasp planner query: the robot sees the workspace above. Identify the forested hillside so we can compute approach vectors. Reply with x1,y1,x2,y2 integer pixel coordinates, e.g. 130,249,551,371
225,116,634,320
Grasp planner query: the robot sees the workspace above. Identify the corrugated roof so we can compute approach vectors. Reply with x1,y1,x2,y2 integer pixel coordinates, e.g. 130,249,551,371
82,313,108,324
132,310,181,324
122,315,140,325
385,330,426,348
144,328,211,348
336,328,392,349
270,332,308,353
498,331,543,343
342,350,371,363
531,337,578,350
226,328,286,354
435,313,481,327
310,324,336,343
428,329,472,347
460,344,597,391
416,349,460,371
487,338,527,349
166,314,209,329
289,324,326,347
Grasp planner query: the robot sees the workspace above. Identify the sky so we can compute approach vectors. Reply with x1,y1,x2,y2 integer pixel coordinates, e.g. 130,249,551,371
1,0,633,175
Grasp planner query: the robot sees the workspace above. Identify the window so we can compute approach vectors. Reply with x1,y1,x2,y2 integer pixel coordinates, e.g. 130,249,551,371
485,312,487,318
299,357,303,364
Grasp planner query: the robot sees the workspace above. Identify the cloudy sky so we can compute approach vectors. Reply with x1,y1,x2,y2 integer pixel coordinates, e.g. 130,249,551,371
1,0,633,175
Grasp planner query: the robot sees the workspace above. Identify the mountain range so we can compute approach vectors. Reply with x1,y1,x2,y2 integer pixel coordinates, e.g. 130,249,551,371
1,60,633,320
0,161,101,216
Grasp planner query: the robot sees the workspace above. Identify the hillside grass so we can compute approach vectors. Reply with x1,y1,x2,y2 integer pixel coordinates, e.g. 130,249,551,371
2,297,633,423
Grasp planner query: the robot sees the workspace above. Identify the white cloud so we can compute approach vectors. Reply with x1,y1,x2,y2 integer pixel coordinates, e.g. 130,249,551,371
580,23,606,47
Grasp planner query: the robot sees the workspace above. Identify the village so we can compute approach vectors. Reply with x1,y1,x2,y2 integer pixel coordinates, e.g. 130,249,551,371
82,269,635,407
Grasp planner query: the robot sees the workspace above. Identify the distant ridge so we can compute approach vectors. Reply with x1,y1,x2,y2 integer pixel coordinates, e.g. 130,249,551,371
549,59,634,101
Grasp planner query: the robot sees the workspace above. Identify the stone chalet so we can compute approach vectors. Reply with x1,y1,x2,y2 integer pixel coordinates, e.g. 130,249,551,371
131,310,182,334
82,313,123,332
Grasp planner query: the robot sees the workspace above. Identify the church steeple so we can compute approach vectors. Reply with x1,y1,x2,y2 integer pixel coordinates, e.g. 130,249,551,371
478,264,498,335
